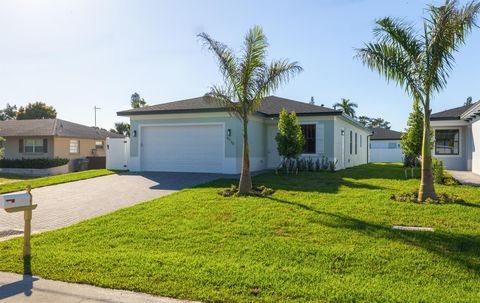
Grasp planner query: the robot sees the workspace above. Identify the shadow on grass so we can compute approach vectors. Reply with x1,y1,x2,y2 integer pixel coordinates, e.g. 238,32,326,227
268,196,480,275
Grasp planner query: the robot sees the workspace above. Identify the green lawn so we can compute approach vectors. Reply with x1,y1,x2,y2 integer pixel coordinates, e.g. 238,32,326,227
0,163,479,302
0,169,118,194
0,173,36,185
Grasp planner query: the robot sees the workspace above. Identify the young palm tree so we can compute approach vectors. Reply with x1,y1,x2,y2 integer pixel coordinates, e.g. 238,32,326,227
333,98,358,117
198,26,302,194
357,0,479,202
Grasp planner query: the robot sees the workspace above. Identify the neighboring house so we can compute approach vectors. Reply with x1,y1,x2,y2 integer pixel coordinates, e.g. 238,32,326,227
431,102,480,174
369,127,404,163
0,119,123,160
117,96,371,173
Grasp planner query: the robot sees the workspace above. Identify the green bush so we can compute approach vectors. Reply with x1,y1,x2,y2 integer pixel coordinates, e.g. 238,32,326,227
0,158,69,169
432,157,444,184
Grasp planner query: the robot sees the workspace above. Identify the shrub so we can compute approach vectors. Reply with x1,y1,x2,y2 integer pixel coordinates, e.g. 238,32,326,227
432,157,444,184
0,158,69,169
390,190,463,204
218,184,275,197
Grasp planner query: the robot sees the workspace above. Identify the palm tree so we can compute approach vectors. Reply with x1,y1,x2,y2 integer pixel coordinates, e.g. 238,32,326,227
198,26,302,194
333,98,358,117
357,0,479,202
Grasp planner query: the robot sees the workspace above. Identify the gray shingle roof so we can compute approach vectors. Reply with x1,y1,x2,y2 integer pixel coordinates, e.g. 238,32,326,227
370,127,403,140
0,119,124,139
431,102,478,120
117,95,341,117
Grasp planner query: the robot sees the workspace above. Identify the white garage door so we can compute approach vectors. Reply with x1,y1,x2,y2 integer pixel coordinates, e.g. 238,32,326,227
140,124,224,173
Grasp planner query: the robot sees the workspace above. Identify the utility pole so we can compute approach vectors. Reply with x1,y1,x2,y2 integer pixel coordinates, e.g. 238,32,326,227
94,106,101,127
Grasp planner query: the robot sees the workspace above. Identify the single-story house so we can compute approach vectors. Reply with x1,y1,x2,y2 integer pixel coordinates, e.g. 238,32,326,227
431,102,480,174
0,118,123,160
117,96,371,174
369,127,404,163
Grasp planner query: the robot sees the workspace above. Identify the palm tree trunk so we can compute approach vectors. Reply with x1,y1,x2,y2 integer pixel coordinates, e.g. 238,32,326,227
418,97,436,202
239,118,252,194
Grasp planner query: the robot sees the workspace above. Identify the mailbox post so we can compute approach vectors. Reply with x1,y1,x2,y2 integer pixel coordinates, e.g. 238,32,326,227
1,185,37,258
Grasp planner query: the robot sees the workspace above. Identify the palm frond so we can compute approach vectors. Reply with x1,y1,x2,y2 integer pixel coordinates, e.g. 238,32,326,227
205,86,242,119
240,26,268,102
356,42,423,103
251,60,303,111
374,17,424,66
198,32,242,101
424,0,480,93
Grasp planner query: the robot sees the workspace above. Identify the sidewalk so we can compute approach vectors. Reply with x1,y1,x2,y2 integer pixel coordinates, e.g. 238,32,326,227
0,271,199,303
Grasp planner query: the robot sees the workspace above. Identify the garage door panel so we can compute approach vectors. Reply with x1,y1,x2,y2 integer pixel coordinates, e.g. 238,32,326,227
141,125,224,173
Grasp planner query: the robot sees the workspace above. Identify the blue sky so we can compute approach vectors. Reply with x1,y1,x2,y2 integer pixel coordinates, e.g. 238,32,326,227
0,0,478,131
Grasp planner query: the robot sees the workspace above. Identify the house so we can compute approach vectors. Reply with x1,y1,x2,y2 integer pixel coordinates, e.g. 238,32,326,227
117,96,371,173
431,102,480,174
0,118,123,160
369,127,404,163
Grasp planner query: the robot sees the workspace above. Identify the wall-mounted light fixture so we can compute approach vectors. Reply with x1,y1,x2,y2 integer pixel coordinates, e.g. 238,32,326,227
133,130,137,137
227,129,231,137
341,130,345,136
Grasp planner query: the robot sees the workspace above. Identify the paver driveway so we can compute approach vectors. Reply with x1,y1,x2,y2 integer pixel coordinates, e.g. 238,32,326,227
0,172,223,234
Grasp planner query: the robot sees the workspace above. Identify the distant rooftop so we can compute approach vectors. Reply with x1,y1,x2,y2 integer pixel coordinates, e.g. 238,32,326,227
370,127,402,140
0,119,124,139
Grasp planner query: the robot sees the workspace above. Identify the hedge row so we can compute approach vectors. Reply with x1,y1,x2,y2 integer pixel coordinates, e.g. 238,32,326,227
0,158,69,169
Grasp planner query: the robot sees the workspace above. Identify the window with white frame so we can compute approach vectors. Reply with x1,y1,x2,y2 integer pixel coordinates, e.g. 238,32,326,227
95,141,104,149
24,139,45,153
388,142,398,149
69,140,80,154
435,129,459,155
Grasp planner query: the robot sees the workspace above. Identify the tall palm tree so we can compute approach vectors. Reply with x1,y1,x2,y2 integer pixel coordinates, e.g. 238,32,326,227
333,98,358,117
198,26,302,194
357,0,479,202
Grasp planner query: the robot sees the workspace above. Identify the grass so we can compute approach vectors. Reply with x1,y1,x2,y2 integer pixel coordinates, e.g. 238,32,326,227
0,169,118,194
0,163,479,302
0,173,36,185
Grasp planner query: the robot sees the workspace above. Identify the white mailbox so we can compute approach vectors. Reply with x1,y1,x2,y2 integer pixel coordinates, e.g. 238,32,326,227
0,191,31,209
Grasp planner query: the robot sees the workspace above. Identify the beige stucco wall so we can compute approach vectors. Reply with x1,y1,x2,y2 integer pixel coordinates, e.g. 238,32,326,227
53,137,106,159
2,136,105,160
4,136,54,159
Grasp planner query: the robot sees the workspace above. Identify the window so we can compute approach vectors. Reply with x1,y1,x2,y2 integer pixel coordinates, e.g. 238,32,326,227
301,124,316,154
69,140,80,154
435,129,459,155
355,133,358,155
24,139,45,153
349,131,352,155
388,142,397,149
95,141,104,149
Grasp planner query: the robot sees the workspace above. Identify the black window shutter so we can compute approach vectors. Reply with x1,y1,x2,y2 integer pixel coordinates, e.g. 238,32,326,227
43,138,48,153
19,139,23,153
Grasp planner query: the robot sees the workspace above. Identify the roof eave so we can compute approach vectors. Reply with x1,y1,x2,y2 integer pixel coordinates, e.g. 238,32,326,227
460,102,480,121
117,108,228,116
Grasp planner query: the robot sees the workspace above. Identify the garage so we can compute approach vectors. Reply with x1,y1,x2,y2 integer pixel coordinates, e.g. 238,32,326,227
140,124,224,173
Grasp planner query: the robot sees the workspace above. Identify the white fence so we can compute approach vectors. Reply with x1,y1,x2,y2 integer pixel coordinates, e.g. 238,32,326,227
106,137,130,170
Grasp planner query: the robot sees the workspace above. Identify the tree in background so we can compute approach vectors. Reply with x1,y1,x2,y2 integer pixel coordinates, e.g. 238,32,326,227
464,96,479,106
333,98,357,117
369,117,391,129
110,122,130,137
198,25,302,194
358,116,391,129
131,92,147,108
0,103,17,120
401,101,424,164
357,0,479,201
275,109,304,169
16,102,57,120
